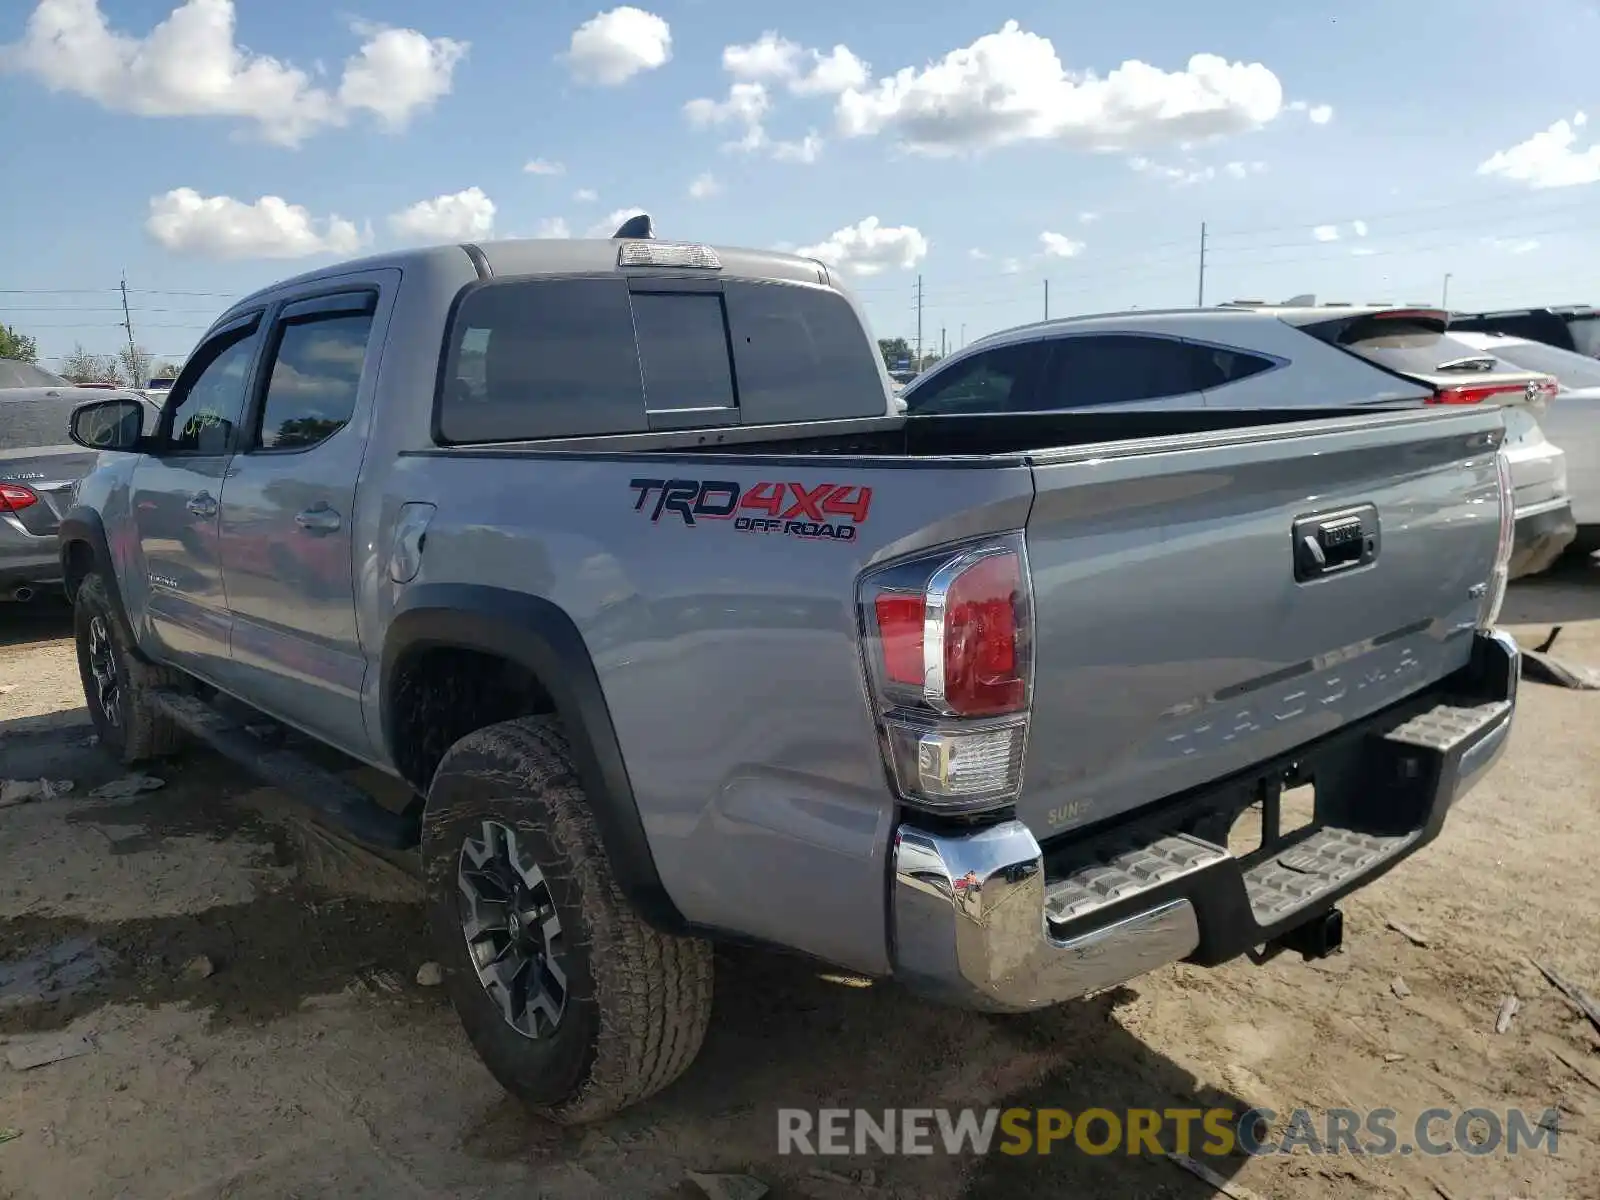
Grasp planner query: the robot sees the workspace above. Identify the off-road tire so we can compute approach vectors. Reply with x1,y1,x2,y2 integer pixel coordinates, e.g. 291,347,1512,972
421,715,714,1124
73,571,187,763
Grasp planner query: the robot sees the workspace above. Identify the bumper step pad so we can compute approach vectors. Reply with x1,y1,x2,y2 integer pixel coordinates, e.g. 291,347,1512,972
1242,827,1412,924
1044,834,1228,928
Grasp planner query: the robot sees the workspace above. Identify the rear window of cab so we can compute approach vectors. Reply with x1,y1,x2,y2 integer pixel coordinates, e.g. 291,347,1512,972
436,276,888,442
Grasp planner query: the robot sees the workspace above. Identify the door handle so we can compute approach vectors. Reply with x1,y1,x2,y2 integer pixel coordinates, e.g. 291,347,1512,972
186,491,218,518
295,504,343,535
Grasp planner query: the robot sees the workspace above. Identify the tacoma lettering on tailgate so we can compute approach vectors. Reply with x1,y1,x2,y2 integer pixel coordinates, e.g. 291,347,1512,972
629,478,873,542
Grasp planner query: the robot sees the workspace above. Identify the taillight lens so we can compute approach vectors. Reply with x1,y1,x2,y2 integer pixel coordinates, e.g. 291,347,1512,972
1429,378,1558,406
859,534,1033,814
931,549,1025,716
1480,449,1515,629
0,483,39,512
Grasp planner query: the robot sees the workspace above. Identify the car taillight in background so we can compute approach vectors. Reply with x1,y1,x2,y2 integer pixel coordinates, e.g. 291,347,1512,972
859,534,1033,814
0,483,40,513
1480,449,1515,629
1429,377,1559,406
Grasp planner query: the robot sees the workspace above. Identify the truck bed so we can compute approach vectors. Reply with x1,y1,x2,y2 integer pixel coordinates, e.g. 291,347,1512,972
393,403,1505,971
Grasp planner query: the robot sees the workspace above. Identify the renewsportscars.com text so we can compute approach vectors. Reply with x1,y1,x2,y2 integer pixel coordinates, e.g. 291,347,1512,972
777,1107,1562,1158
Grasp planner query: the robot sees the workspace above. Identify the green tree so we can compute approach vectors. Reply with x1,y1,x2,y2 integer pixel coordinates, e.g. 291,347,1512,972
118,344,153,389
877,337,912,371
59,343,124,385
0,323,38,363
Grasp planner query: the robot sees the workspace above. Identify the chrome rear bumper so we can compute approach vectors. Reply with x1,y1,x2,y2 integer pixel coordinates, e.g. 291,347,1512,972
889,629,1520,1012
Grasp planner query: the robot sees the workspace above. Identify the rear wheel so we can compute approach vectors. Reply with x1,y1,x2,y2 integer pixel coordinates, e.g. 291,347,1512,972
73,572,186,763
421,715,714,1124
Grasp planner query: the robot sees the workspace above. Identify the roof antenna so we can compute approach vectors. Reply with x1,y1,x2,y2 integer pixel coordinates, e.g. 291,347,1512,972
613,213,655,240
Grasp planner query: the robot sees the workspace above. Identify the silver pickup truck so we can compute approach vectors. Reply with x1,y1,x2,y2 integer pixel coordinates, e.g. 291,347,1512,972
59,221,1521,1123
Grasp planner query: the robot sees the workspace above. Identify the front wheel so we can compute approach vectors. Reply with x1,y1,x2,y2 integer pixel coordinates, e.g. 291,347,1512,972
72,572,186,763
421,715,714,1124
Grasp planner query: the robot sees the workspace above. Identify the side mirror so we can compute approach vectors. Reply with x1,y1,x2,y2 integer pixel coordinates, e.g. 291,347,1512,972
70,398,149,452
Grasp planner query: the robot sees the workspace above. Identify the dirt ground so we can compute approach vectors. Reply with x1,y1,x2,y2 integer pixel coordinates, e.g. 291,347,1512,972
2,573,1599,1200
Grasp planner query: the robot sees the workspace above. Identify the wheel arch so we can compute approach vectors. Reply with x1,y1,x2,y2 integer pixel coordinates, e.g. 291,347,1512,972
58,508,144,651
382,583,686,931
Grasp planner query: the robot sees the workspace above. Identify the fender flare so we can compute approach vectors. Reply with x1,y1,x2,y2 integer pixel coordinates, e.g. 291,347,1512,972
381,583,687,932
57,507,142,649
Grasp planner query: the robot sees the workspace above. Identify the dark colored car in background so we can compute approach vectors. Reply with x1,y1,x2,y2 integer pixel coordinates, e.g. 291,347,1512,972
1450,305,1600,359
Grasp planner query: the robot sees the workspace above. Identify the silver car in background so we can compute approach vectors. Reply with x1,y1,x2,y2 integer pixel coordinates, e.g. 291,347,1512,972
1450,330,1600,554
1,360,157,600
901,304,1573,576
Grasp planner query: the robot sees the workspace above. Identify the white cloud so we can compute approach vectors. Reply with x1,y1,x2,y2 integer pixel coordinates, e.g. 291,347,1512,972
1485,236,1541,255
1078,211,1100,223
573,188,598,202
389,187,495,241
1039,231,1085,258
567,6,669,86
523,158,565,175
1288,100,1333,124
1000,257,1023,274
796,216,927,276
1312,224,1340,242
688,172,721,199
1350,246,1376,257
1478,112,1600,189
772,132,824,162
337,21,466,131
684,81,770,151
722,32,869,96
3,0,465,147
1352,219,1368,237
968,247,990,260
533,217,572,239
1223,159,1266,178
835,22,1283,155
146,187,365,259
1130,156,1214,185
588,206,647,237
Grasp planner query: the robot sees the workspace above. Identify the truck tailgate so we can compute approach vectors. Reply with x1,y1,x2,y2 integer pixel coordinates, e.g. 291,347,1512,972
1019,407,1505,842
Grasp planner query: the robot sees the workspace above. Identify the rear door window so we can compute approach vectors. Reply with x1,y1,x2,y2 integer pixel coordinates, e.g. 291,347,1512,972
1044,334,1217,407
902,342,1052,415
1487,339,1600,389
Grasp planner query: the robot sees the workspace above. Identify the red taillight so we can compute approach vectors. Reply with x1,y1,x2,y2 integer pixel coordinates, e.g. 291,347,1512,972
874,593,926,685
860,535,1034,813
940,552,1023,716
1428,377,1557,406
0,483,38,512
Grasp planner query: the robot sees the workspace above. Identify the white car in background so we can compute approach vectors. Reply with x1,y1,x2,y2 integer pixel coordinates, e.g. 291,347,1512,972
1451,330,1600,555
901,304,1575,576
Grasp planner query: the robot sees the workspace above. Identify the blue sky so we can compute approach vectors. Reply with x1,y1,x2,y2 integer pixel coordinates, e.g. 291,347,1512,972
3,0,1599,369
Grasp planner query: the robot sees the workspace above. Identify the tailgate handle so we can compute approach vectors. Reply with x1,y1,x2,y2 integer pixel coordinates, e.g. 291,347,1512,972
1293,504,1379,582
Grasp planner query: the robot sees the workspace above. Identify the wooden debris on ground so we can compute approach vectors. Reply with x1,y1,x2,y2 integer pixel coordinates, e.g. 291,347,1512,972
1533,960,1600,1036
1165,1152,1273,1200
1495,995,1520,1034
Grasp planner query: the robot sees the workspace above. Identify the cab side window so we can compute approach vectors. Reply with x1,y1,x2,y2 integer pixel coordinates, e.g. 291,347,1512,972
161,319,261,456
253,300,375,452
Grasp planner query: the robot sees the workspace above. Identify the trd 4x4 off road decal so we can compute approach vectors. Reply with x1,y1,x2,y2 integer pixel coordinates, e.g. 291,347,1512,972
629,478,873,542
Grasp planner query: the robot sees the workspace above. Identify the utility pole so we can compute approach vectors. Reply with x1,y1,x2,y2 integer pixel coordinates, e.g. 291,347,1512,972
915,274,923,369
960,323,966,348
940,327,946,358
1442,273,1453,310
1197,222,1208,307
119,272,140,386
1044,279,1050,321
